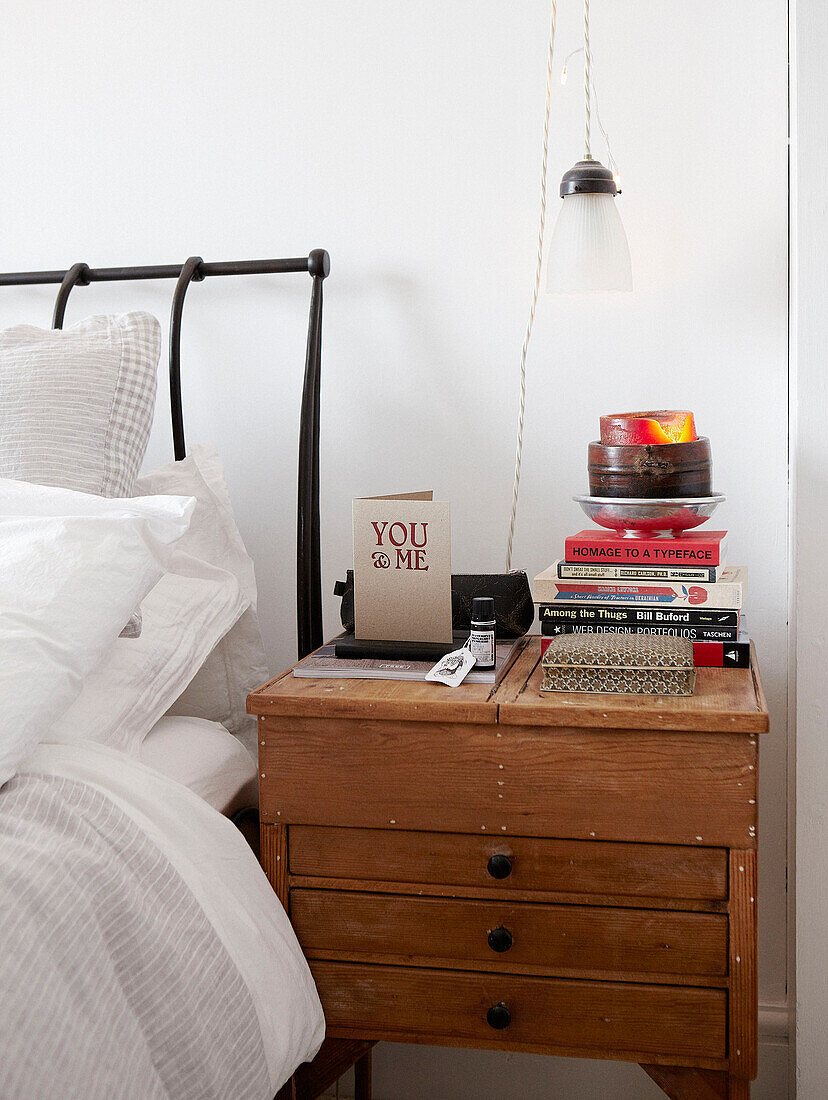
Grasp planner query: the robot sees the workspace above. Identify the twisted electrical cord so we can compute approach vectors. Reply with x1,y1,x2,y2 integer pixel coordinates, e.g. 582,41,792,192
505,0,558,571
584,0,592,156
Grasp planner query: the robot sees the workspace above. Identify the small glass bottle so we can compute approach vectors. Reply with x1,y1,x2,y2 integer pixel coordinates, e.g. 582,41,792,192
469,597,496,671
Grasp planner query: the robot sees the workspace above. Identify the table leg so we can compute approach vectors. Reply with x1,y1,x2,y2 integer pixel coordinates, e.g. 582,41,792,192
641,1065,750,1099
354,1049,372,1099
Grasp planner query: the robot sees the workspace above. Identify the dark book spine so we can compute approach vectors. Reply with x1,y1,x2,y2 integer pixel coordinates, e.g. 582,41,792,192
537,603,740,628
555,562,718,582
540,621,739,642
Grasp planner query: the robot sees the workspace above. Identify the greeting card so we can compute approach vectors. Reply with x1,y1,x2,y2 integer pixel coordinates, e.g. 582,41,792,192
352,491,452,643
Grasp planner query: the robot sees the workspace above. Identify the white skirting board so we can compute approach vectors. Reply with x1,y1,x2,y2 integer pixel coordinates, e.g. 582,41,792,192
323,1005,791,1099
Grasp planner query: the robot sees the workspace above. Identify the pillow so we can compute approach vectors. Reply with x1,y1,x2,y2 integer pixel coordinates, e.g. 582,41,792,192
0,311,162,639
0,479,193,786
48,548,248,758
0,312,161,497
134,444,270,752
138,716,258,815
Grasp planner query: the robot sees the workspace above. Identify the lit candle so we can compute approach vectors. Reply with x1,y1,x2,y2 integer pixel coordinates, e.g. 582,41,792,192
600,410,697,447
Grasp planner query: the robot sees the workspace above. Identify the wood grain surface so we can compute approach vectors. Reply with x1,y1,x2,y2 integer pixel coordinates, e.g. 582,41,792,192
641,1064,738,1099
287,874,729,914
288,826,729,902
260,822,288,901
293,1039,375,1100
310,960,728,1063
260,718,757,846
291,889,728,981
728,849,758,1079
248,637,768,735
498,640,769,733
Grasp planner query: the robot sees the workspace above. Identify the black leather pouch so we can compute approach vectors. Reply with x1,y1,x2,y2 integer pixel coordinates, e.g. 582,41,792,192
333,570,534,639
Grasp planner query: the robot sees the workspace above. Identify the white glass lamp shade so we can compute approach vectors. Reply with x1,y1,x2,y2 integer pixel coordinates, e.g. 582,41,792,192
546,191,632,294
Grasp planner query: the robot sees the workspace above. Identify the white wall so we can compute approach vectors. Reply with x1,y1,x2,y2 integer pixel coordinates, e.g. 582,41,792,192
0,2,790,1095
791,1,828,1097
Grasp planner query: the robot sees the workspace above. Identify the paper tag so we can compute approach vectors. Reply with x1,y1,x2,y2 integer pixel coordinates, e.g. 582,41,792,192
425,646,477,687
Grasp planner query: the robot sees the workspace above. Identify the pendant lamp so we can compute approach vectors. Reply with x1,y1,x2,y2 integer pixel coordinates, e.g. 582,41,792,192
546,158,632,293
547,0,631,294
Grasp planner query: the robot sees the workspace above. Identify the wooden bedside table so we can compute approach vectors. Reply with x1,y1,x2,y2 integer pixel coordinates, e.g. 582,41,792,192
248,637,768,1100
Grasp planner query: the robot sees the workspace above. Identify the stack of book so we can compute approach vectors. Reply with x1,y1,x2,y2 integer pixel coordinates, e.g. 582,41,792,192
533,529,749,668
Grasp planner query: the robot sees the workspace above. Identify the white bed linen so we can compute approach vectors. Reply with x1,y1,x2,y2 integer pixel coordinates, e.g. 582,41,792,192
136,444,269,748
0,480,193,784
22,740,324,1094
139,716,258,815
50,551,247,756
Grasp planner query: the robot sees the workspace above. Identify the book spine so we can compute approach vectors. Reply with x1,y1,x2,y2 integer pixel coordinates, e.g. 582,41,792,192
540,633,750,667
564,534,726,566
534,579,743,609
691,638,751,668
537,603,740,627
555,560,719,582
540,621,740,642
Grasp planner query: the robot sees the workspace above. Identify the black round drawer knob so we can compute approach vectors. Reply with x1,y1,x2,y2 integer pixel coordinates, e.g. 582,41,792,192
486,1002,511,1030
487,854,512,880
487,926,513,953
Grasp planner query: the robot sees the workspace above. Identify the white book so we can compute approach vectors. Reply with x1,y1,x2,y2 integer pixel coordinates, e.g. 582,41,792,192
533,566,748,610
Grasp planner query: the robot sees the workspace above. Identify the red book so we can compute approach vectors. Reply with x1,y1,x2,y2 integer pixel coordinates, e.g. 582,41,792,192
692,636,750,668
564,530,728,567
540,633,750,668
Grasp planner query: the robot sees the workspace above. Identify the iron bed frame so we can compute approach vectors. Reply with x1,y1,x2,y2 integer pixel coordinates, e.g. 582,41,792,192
0,250,330,659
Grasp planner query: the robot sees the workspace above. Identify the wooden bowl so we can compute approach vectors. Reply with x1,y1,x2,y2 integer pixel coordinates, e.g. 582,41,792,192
587,437,712,499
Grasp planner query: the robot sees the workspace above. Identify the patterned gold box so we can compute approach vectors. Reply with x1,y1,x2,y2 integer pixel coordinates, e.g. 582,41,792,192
541,633,695,695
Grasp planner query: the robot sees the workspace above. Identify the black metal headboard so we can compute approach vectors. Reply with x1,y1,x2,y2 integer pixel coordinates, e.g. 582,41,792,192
0,250,329,659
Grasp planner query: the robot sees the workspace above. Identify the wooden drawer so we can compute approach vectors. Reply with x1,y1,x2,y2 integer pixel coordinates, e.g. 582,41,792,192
291,889,728,981
289,826,728,903
260,715,757,847
310,960,728,1063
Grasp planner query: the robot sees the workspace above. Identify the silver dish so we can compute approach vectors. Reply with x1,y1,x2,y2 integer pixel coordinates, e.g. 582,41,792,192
573,494,726,538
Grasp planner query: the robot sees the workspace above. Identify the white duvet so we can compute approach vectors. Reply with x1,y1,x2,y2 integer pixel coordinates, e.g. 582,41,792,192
0,741,324,1099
